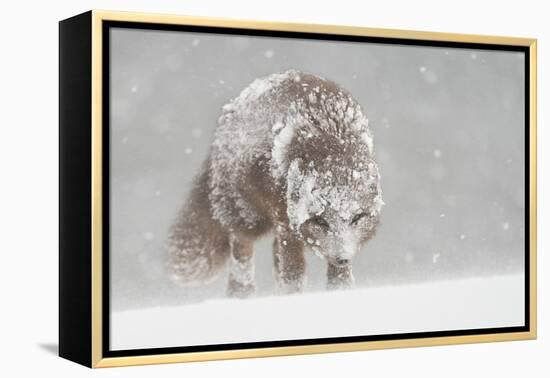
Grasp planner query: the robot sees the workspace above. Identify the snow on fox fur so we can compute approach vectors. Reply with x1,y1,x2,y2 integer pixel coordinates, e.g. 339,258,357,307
166,70,383,297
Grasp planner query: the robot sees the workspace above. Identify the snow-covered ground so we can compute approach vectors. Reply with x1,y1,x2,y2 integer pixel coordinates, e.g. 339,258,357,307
111,274,524,350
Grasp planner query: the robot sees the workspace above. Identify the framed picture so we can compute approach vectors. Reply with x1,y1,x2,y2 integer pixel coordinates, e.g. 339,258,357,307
59,10,537,368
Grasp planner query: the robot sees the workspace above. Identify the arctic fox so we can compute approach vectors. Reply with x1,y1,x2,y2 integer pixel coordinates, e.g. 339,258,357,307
166,70,383,297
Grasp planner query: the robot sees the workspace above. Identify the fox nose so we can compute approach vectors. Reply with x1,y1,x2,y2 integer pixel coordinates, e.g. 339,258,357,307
335,257,350,266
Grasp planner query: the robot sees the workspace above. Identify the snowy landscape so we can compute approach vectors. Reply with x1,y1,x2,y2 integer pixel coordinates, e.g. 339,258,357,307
108,28,526,349
112,274,524,350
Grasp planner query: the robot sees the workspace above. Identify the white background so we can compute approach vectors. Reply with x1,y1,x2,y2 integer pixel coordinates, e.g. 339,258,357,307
0,0,547,376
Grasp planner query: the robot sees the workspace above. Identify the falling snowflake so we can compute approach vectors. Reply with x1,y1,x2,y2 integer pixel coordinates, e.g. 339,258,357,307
503,222,510,231
433,149,442,158
264,49,275,58
460,234,466,240
419,66,427,73
192,38,200,47
131,84,138,93
185,147,193,155
144,232,155,241
432,253,441,264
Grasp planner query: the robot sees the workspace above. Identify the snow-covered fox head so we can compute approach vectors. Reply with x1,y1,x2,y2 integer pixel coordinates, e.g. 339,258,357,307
286,158,383,266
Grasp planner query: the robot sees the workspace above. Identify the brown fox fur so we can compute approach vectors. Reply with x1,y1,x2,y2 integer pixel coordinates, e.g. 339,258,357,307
166,70,383,297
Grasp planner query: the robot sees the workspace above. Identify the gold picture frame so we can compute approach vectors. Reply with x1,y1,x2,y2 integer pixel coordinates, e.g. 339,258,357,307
59,9,537,368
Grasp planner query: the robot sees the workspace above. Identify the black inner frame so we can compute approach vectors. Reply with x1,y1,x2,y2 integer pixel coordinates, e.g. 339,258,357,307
102,20,531,358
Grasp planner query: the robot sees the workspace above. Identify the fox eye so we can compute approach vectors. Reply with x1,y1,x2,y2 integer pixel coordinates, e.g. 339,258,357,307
350,212,368,225
310,216,330,229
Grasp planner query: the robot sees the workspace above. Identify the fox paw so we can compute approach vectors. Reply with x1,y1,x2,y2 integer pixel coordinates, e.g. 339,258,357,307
226,279,256,299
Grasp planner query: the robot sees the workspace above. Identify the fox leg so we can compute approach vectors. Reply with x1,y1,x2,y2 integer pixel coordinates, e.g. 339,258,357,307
273,225,306,294
226,233,256,298
327,263,355,290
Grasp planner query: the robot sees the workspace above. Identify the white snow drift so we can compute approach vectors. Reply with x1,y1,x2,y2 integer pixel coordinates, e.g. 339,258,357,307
111,274,524,350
